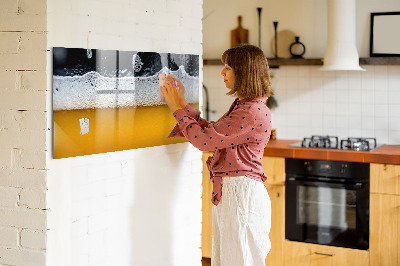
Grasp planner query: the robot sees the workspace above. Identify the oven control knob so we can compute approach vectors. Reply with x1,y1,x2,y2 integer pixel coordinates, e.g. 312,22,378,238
340,164,347,174
304,162,312,171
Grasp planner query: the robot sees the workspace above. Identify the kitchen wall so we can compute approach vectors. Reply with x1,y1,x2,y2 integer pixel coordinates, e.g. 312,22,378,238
46,0,203,265
203,0,400,144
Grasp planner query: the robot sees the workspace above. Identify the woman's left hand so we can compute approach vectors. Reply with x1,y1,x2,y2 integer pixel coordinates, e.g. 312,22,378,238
160,75,184,113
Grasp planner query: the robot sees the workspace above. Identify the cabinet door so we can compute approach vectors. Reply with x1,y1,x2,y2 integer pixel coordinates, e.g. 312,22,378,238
284,241,369,266
265,184,285,266
370,193,400,266
262,156,285,185
202,152,213,258
371,163,400,195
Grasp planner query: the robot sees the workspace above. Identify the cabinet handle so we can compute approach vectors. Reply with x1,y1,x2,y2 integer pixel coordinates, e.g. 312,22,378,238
313,252,335,257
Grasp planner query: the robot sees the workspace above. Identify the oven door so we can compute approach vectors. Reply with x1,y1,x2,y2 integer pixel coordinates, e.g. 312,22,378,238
285,177,369,250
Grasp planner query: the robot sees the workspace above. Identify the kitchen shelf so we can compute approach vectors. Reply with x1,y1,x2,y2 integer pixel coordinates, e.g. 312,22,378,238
203,58,323,67
203,57,400,67
359,57,400,65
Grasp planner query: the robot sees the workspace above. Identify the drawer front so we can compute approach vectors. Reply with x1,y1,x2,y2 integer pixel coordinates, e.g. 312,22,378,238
284,241,369,266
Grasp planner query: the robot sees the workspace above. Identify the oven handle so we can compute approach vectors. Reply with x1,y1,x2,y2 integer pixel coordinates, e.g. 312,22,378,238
313,252,335,257
286,177,364,189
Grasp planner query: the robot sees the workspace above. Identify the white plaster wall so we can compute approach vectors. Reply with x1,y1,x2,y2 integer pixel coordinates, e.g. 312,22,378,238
46,0,203,265
203,0,400,58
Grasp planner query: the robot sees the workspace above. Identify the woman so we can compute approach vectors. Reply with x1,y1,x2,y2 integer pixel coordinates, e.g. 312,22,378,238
161,44,273,266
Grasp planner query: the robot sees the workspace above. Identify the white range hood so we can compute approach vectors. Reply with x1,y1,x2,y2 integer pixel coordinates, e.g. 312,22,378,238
320,0,365,71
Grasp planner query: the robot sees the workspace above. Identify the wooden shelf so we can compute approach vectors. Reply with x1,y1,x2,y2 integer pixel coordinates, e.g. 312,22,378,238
203,57,400,67
359,57,400,65
203,58,323,67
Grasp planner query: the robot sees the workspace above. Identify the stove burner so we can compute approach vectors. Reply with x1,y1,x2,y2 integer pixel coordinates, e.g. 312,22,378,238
340,137,377,151
301,135,339,149
294,136,379,151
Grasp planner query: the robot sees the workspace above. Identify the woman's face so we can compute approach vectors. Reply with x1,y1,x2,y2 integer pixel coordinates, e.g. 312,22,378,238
220,64,235,89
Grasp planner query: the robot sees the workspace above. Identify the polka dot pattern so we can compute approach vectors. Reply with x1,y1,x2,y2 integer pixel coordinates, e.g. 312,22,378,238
169,97,272,206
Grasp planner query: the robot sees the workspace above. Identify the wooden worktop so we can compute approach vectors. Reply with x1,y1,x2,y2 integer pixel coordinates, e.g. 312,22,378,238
263,139,400,165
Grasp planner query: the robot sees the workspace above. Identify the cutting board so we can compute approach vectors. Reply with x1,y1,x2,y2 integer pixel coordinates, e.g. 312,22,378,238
231,16,249,48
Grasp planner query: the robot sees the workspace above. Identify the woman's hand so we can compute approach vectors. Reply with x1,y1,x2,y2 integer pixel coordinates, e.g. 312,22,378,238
173,76,187,108
160,75,185,113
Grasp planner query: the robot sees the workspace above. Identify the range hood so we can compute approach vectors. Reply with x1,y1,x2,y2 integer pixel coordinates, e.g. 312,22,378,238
320,0,365,71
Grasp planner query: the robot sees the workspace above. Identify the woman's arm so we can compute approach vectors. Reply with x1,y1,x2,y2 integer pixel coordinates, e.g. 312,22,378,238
172,107,257,152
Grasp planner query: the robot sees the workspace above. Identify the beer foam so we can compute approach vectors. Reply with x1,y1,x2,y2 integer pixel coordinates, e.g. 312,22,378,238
53,66,199,111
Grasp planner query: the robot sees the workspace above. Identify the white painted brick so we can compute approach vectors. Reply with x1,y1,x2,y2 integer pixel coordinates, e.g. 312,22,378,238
88,212,109,233
17,70,47,91
0,71,16,90
181,16,202,30
0,169,47,190
0,32,47,71
19,0,47,15
0,1,18,13
0,227,19,247
0,247,45,266
167,0,191,14
0,90,46,112
0,187,19,208
189,3,203,19
20,149,46,170
0,51,46,71
0,12,46,32
0,208,46,230
121,36,153,52
19,189,46,209
0,129,46,151
0,149,11,169
129,0,166,13
20,229,46,250
1,110,47,131
0,33,20,54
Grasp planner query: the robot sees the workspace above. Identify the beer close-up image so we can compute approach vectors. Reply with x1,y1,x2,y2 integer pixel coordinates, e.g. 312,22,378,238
52,47,200,159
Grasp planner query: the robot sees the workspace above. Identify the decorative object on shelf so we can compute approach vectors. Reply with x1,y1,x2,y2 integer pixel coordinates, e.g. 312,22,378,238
257,8,262,48
273,21,279,58
269,30,295,59
289,36,306,58
231,16,249,48
370,12,400,57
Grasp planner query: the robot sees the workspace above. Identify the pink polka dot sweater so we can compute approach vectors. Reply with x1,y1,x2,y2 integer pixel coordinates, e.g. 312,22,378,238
169,97,272,206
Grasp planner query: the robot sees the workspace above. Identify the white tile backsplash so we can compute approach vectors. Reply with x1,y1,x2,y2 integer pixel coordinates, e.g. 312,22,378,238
203,64,400,144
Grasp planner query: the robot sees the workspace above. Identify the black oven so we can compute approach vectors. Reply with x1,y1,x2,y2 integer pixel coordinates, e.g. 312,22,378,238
285,158,369,250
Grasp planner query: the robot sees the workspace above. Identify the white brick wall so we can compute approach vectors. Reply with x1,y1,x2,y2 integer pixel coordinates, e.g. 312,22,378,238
0,0,48,265
46,1,203,266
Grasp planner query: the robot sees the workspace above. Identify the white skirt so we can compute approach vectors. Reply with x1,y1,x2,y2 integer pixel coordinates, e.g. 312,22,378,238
212,176,271,266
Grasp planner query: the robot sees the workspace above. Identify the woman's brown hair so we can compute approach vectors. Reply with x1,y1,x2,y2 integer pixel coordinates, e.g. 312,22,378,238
221,44,273,99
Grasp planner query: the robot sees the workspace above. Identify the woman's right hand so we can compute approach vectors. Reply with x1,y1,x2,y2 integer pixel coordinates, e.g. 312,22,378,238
167,75,187,108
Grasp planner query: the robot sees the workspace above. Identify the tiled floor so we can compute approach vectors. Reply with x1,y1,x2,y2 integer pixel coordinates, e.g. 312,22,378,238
202,257,211,266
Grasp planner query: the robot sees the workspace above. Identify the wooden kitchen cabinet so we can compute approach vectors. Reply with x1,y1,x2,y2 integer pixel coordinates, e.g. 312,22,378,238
370,163,400,266
262,156,285,266
264,184,285,266
370,193,400,266
370,163,400,195
284,241,369,266
202,152,213,258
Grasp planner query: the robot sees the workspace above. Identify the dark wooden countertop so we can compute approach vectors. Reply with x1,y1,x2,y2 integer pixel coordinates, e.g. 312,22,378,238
263,139,400,165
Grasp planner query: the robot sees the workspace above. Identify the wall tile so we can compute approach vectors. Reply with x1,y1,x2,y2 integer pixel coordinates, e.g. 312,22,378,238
205,65,400,144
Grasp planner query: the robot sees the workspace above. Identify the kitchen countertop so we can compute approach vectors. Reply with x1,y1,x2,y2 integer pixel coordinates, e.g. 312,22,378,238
263,139,400,165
